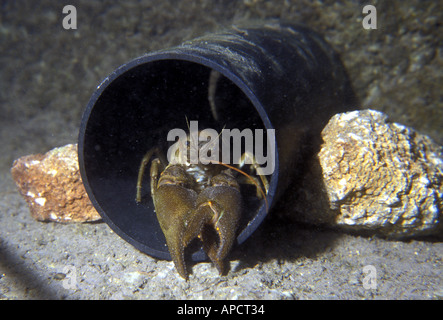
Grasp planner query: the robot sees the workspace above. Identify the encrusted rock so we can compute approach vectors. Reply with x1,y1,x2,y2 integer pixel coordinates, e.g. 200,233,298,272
288,109,442,238
11,144,101,223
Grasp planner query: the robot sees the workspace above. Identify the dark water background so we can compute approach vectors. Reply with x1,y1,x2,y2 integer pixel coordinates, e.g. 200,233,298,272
1,0,442,172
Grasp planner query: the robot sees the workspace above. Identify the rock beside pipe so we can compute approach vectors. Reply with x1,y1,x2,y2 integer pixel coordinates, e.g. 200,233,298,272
10,144,101,223
285,109,442,239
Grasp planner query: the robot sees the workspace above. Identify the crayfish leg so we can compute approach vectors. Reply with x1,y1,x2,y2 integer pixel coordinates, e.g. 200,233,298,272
238,151,270,195
135,147,162,203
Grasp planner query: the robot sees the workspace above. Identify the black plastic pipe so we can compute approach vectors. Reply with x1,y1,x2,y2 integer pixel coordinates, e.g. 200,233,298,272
78,21,357,262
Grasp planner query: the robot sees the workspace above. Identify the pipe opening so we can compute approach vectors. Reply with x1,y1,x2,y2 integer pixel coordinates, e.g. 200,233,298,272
80,58,271,260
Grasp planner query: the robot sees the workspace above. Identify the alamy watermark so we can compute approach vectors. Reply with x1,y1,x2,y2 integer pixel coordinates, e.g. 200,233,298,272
362,265,377,290
61,265,77,290
166,121,276,175
362,5,377,30
63,4,377,31
62,5,77,30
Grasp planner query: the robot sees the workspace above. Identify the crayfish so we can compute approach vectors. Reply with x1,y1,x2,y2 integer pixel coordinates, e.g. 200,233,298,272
135,120,269,279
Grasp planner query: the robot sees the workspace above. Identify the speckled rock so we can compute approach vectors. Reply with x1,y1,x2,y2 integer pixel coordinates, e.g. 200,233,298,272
10,144,101,223
290,109,442,238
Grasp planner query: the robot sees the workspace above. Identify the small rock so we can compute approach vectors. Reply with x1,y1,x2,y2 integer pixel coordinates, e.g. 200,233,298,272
53,273,67,280
284,109,443,239
11,144,101,223
122,271,144,286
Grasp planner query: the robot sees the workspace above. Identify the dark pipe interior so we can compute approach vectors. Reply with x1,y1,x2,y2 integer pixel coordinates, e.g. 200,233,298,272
81,59,267,260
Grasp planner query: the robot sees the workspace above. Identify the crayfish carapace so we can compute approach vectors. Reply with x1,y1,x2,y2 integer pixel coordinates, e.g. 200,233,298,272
135,128,269,279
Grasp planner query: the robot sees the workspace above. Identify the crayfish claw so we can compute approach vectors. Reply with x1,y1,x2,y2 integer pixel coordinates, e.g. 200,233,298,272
153,183,197,280
164,226,188,279
194,185,242,275
139,147,252,278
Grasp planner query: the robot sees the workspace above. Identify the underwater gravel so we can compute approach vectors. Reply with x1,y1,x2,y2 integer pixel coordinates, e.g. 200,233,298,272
1,173,442,299
1,0,442,299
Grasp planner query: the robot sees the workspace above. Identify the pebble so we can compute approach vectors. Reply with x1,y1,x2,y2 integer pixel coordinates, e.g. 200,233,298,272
10,144,101,223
